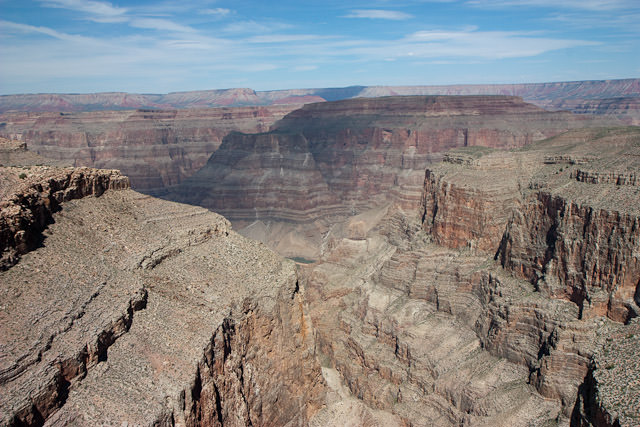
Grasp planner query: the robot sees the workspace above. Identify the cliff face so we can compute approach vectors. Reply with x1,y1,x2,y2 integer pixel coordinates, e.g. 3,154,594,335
294,127,640,426
0,143,129,269
0,155,325,425
171,96,618,258
0,105,298,192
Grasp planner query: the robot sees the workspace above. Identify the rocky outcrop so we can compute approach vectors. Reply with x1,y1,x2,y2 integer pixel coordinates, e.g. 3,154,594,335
572,319,640,427
0,164,129,269
294,127,640,425
0,105,299,192
170,95,619,259
0,160,325,425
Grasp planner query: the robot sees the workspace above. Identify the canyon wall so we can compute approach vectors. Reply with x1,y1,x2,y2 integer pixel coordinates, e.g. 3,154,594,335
170,95,619,258
0,150,325,425
295,127,640,426
0,105,299,192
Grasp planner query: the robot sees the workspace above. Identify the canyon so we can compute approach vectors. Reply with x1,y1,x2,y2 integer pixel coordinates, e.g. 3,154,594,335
169,95,619,259
1,79,638,197
0,106,299,193
0,92,638,426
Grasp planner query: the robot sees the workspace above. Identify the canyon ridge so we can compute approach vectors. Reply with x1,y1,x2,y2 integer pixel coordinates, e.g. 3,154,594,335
0,87,639,426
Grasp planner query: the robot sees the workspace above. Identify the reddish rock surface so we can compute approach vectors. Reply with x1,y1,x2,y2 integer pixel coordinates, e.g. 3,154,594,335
0,105,299,192
170,95,619,258
1,78,638,114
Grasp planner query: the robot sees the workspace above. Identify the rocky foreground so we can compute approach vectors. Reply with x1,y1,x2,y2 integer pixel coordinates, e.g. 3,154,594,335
0,140,325,425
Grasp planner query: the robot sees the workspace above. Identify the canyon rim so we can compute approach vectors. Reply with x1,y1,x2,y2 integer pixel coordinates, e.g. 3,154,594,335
0,81,639,427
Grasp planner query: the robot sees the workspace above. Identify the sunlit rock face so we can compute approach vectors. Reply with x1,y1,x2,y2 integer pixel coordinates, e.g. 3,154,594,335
170,95,617,259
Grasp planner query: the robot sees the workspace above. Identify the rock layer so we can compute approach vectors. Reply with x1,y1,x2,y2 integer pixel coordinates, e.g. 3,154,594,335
0,105,298,192
1,78,638,115
298,127,640,426
171,95,619,258
0,160,325,425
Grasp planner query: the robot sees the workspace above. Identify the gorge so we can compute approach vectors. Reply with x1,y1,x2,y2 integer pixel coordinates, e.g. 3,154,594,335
0,90,638,426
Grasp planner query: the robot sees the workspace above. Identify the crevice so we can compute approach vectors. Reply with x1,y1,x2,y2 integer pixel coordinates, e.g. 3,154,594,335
7,288,148,427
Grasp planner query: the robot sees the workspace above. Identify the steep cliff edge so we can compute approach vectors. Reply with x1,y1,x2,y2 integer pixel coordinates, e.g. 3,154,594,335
0,151,325,425
0,105,299,193
170,96,618,259
420,127,640,422
297,127,639,426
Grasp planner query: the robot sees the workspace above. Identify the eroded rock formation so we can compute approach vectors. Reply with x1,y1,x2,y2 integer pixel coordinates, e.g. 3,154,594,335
0,146,325,425
171,95,618,259
0,105,299,192
297,127,639,426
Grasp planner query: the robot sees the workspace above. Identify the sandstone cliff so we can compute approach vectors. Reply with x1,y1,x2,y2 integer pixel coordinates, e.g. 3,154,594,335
170,95,619,259
294,127,640,426
0,153,325,425
0,105,299,192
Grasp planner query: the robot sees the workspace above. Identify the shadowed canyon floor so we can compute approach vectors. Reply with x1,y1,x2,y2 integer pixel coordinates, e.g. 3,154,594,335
0,96,639,426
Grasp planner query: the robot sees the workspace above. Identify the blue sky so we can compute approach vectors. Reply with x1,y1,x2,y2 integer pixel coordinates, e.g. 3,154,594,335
1,0,639,94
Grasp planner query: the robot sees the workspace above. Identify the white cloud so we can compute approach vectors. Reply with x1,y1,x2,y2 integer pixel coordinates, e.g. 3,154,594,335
129,18,196,33
39,0,128,22
0,19,96,43
343,9,413,20
247,34,328,43
294,65,318,71
466,0,638,10
222,20,293,34
199,8,232,16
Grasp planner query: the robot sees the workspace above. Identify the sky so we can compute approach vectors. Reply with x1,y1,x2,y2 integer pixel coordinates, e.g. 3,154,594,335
0,0,639,94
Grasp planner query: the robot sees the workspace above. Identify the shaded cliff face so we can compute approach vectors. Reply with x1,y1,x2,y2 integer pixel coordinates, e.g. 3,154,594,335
170,96,619,258
0,105,299,193
0,156,325,425
296,127,639,426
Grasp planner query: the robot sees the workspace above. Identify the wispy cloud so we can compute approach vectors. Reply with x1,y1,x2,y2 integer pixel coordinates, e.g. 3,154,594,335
294,65,318,71
466,0,637,11
130,18,196,33
247,34,329,43
199,8,232,17
394,29,599,59
343,9,413,20
39,0,128,22
222,20,293,34
0,19,95,42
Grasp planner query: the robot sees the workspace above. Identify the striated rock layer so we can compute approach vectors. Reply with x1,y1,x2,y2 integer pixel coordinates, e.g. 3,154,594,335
170,95,619,258
0,105,299,192
1,78,638,115
298,127,640,426
0,157,325,425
